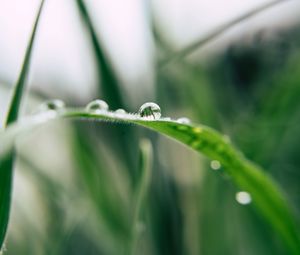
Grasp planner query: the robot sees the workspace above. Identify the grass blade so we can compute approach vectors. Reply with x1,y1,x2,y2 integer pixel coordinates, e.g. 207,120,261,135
5,0,45,125
0,0,45,249
160,0,290,67
75,0,137,174
0,108,299,254
129,139,153,255
75,0,124,109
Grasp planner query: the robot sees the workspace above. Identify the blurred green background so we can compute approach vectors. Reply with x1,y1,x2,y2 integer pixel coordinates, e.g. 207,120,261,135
1,0,300,254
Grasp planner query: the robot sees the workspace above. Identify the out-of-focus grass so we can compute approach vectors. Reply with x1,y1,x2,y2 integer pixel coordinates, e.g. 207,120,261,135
1,1,300,255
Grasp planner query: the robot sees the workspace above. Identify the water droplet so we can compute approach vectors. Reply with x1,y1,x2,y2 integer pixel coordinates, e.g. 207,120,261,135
210,160,221,170
115,108,126,114
235,191,252,205
138,102,161,119
177,117,190,124
86,99,109,112
39,99,65,112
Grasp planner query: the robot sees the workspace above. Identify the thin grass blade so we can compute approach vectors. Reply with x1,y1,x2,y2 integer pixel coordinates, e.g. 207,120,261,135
75,0,124,109
0,0,45,249
75,0,137,174
129,139,153,255
160,0,290,67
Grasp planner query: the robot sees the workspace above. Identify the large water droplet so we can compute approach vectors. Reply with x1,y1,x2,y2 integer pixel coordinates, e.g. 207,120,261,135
235,191,252,205
138,102,161,119
39,99,65,112
210,160,221,170
86,99,109,112
177,117,190,124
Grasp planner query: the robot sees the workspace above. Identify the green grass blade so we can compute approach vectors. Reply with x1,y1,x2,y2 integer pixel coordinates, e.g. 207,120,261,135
0,0,45,249
75,0,137,174
160,0,290,67
5,0,45,125
0,156,13,250
129,139,153,255
75,0,124,109
0,108,300,254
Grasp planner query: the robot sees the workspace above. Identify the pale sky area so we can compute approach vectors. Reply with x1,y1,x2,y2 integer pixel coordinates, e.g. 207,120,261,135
0,0,299,105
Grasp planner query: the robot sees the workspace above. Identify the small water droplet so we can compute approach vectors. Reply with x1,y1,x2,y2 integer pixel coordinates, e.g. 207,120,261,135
86,99,109,112
39,99,65,112
177,117,190,124
115,108,126,114
235,191,252,205
138,102,161,119
210,160,221,170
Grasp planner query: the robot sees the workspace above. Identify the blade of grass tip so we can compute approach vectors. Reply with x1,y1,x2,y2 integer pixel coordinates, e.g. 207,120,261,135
5,0,45,125
0,109,300,254
75,0,124,109
0,0,45,250
159,0,291,67
129,139,153,255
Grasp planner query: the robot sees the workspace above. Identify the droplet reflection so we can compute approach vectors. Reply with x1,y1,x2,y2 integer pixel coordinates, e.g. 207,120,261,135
235,191,252,205
86,99,109,112
138,102,161,119
210,160,221,170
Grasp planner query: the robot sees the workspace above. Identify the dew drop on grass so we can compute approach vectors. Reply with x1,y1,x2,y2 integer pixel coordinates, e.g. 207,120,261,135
235,191,252,205
210,160,221,170
115,108,126,114
86,99,109,112
39,99,65,112
177,117,190,124
138,102,161,119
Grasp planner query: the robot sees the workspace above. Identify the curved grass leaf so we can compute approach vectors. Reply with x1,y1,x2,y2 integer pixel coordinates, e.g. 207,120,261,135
160,0,290,67
0,108,299,254
0,0,45,249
